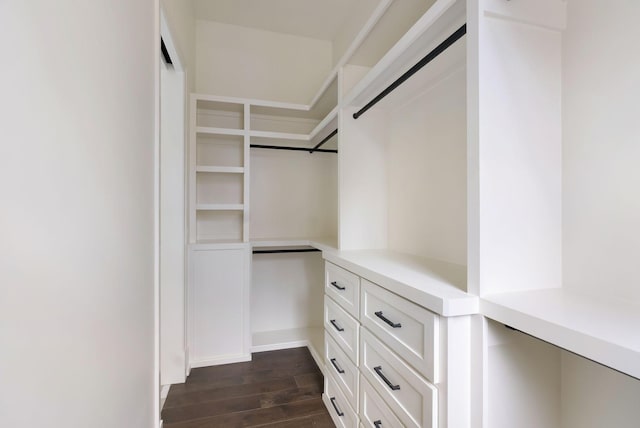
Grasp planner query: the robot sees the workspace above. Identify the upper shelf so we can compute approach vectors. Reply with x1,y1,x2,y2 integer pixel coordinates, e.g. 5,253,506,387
482,288,640,380
344,0,466,111
323,249,476,317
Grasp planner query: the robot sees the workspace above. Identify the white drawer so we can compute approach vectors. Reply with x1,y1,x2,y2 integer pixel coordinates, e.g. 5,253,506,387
360,328,438,428
325,262,360,318
361,279,439,382
360,376,405,428
325,295,359,364
324,371,359,428
325,334,359,409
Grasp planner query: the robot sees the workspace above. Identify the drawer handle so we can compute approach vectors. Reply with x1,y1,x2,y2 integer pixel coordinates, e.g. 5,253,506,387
374,421,383,428
374,366,400,391
330,319,344,332
331,281,346,291
375,311,402,328
330,358,345,374
330,397,344,417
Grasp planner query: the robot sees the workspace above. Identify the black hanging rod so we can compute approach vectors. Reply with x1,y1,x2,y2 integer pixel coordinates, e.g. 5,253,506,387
353,24,467,120
252,248,321,254
250,144,337,154
309,129,338,153
161,37,173,65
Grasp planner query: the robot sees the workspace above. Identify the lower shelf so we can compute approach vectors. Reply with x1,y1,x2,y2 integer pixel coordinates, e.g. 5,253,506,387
482,288,640,380
252,327,325,374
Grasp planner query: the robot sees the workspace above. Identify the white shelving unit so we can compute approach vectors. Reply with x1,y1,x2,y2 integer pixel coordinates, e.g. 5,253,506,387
183,0,640,426
189,96,249,243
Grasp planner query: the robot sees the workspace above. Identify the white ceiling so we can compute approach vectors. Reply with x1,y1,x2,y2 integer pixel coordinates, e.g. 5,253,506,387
193,0,362,41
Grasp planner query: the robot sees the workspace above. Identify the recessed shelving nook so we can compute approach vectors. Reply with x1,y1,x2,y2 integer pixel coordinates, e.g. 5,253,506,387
189,96,249,244
188,81,340,370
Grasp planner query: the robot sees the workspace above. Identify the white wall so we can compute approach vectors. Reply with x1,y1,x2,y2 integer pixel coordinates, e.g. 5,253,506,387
250,149,337,240
562,0,640,303
160,64,186,386
561,352,640,428
487,323,561,428
251,252,324,334
0,1,157,427
196,21,332,103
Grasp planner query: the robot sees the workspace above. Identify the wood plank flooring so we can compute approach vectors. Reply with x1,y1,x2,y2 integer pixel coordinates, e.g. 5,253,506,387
162,347,335,428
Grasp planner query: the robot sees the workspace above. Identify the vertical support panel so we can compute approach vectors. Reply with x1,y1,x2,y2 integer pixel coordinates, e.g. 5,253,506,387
160,66,187,385
477,0,565,295
189,94,198,243
243,103,251,241
188,245,251,367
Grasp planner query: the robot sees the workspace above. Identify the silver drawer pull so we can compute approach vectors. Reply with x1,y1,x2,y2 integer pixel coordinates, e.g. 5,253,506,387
331,281,346,291
330,397,344,417
374,366,400,391
330,358,345,374
375,311,401,328
330,319,344,332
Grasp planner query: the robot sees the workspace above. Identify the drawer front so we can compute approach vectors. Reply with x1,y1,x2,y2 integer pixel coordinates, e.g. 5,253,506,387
360,328,438,428
325,262,360,318
325,334,359,409
361,279,439,382
324,371,358,428
325,296,359,364
360,376,405,428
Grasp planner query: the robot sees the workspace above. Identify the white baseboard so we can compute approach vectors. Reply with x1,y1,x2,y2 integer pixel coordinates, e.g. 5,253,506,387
160,384,171,410
190,353,252,368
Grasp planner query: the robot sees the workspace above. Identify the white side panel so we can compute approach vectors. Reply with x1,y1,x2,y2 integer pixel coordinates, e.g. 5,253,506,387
0,1,157,426
561,352,640,428
189,246,251,365
388,67,467,265
486,322,561,428
160,67,187,385
338,106,388,250
478,3,563,294
562,0,640,304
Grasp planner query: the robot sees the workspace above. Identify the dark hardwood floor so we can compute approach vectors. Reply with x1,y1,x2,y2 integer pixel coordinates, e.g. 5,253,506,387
162,347,335,428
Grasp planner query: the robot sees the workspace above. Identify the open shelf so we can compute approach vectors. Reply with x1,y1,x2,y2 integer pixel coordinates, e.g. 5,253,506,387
249,130,310,141
482,288,640,380
196,204,244,211
344,0,466,109
196,166,244,173
251,237,338,252
195,127,244,137
195,97,245,130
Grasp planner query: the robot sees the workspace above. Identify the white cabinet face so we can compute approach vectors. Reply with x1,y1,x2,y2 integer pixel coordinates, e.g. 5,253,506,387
189,247,250,367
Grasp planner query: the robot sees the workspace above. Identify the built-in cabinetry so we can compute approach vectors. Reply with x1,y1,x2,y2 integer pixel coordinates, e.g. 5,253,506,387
187,89,339,370
324,0,640,426
183,0,640,426
323,258,476,428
